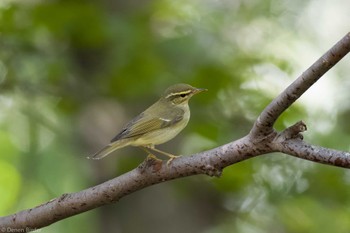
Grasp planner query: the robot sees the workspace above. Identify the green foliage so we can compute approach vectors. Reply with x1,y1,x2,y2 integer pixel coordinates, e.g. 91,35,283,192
0,0,349,232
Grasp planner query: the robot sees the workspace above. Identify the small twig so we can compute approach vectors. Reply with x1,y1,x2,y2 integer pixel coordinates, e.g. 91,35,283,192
274,120,307,143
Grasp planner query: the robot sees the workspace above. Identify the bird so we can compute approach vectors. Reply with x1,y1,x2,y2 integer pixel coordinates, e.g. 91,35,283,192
88,83,207,162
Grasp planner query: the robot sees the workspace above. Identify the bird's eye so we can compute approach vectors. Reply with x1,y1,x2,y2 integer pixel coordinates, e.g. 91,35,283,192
180,94,186,98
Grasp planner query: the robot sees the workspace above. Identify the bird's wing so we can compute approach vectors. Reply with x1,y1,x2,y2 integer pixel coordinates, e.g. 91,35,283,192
111,111,183,142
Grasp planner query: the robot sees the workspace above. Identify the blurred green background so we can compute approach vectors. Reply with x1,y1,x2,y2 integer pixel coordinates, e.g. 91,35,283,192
1,0,350,232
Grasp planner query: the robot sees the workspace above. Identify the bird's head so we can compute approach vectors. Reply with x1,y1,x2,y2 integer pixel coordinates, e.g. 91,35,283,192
161,83,207,105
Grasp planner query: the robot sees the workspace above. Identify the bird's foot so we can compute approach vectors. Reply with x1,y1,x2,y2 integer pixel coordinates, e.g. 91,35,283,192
166,155,181,166
146,153,162,161
138,154,163,173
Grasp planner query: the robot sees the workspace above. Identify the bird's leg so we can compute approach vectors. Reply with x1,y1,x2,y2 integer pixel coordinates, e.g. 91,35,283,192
141,147,162,161
149,147,180,159
144,146,180,165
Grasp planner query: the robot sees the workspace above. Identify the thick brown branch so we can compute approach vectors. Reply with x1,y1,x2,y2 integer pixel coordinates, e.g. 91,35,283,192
250,32,350,138
0,136,267,229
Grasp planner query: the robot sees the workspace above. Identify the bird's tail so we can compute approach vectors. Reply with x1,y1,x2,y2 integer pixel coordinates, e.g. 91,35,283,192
87,140,130,160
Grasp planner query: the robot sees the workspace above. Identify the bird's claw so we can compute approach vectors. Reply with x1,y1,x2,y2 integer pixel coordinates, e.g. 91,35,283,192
166,155,181,166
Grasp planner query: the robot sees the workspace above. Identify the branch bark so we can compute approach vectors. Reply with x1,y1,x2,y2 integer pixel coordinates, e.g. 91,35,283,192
1,32,350,231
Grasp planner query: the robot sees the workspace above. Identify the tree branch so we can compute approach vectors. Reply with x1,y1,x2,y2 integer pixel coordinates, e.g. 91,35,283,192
0,136,262,229
1,32,349,231
250,32,350,138
276,139,350,168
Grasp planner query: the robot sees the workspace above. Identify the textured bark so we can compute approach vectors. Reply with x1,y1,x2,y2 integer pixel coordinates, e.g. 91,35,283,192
0,32,349,231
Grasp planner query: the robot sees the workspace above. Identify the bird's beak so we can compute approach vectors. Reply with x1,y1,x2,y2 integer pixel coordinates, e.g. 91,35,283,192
193,88,208,94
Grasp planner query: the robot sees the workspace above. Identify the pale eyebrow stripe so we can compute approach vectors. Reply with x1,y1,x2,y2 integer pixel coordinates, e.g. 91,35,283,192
165,90,192,99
